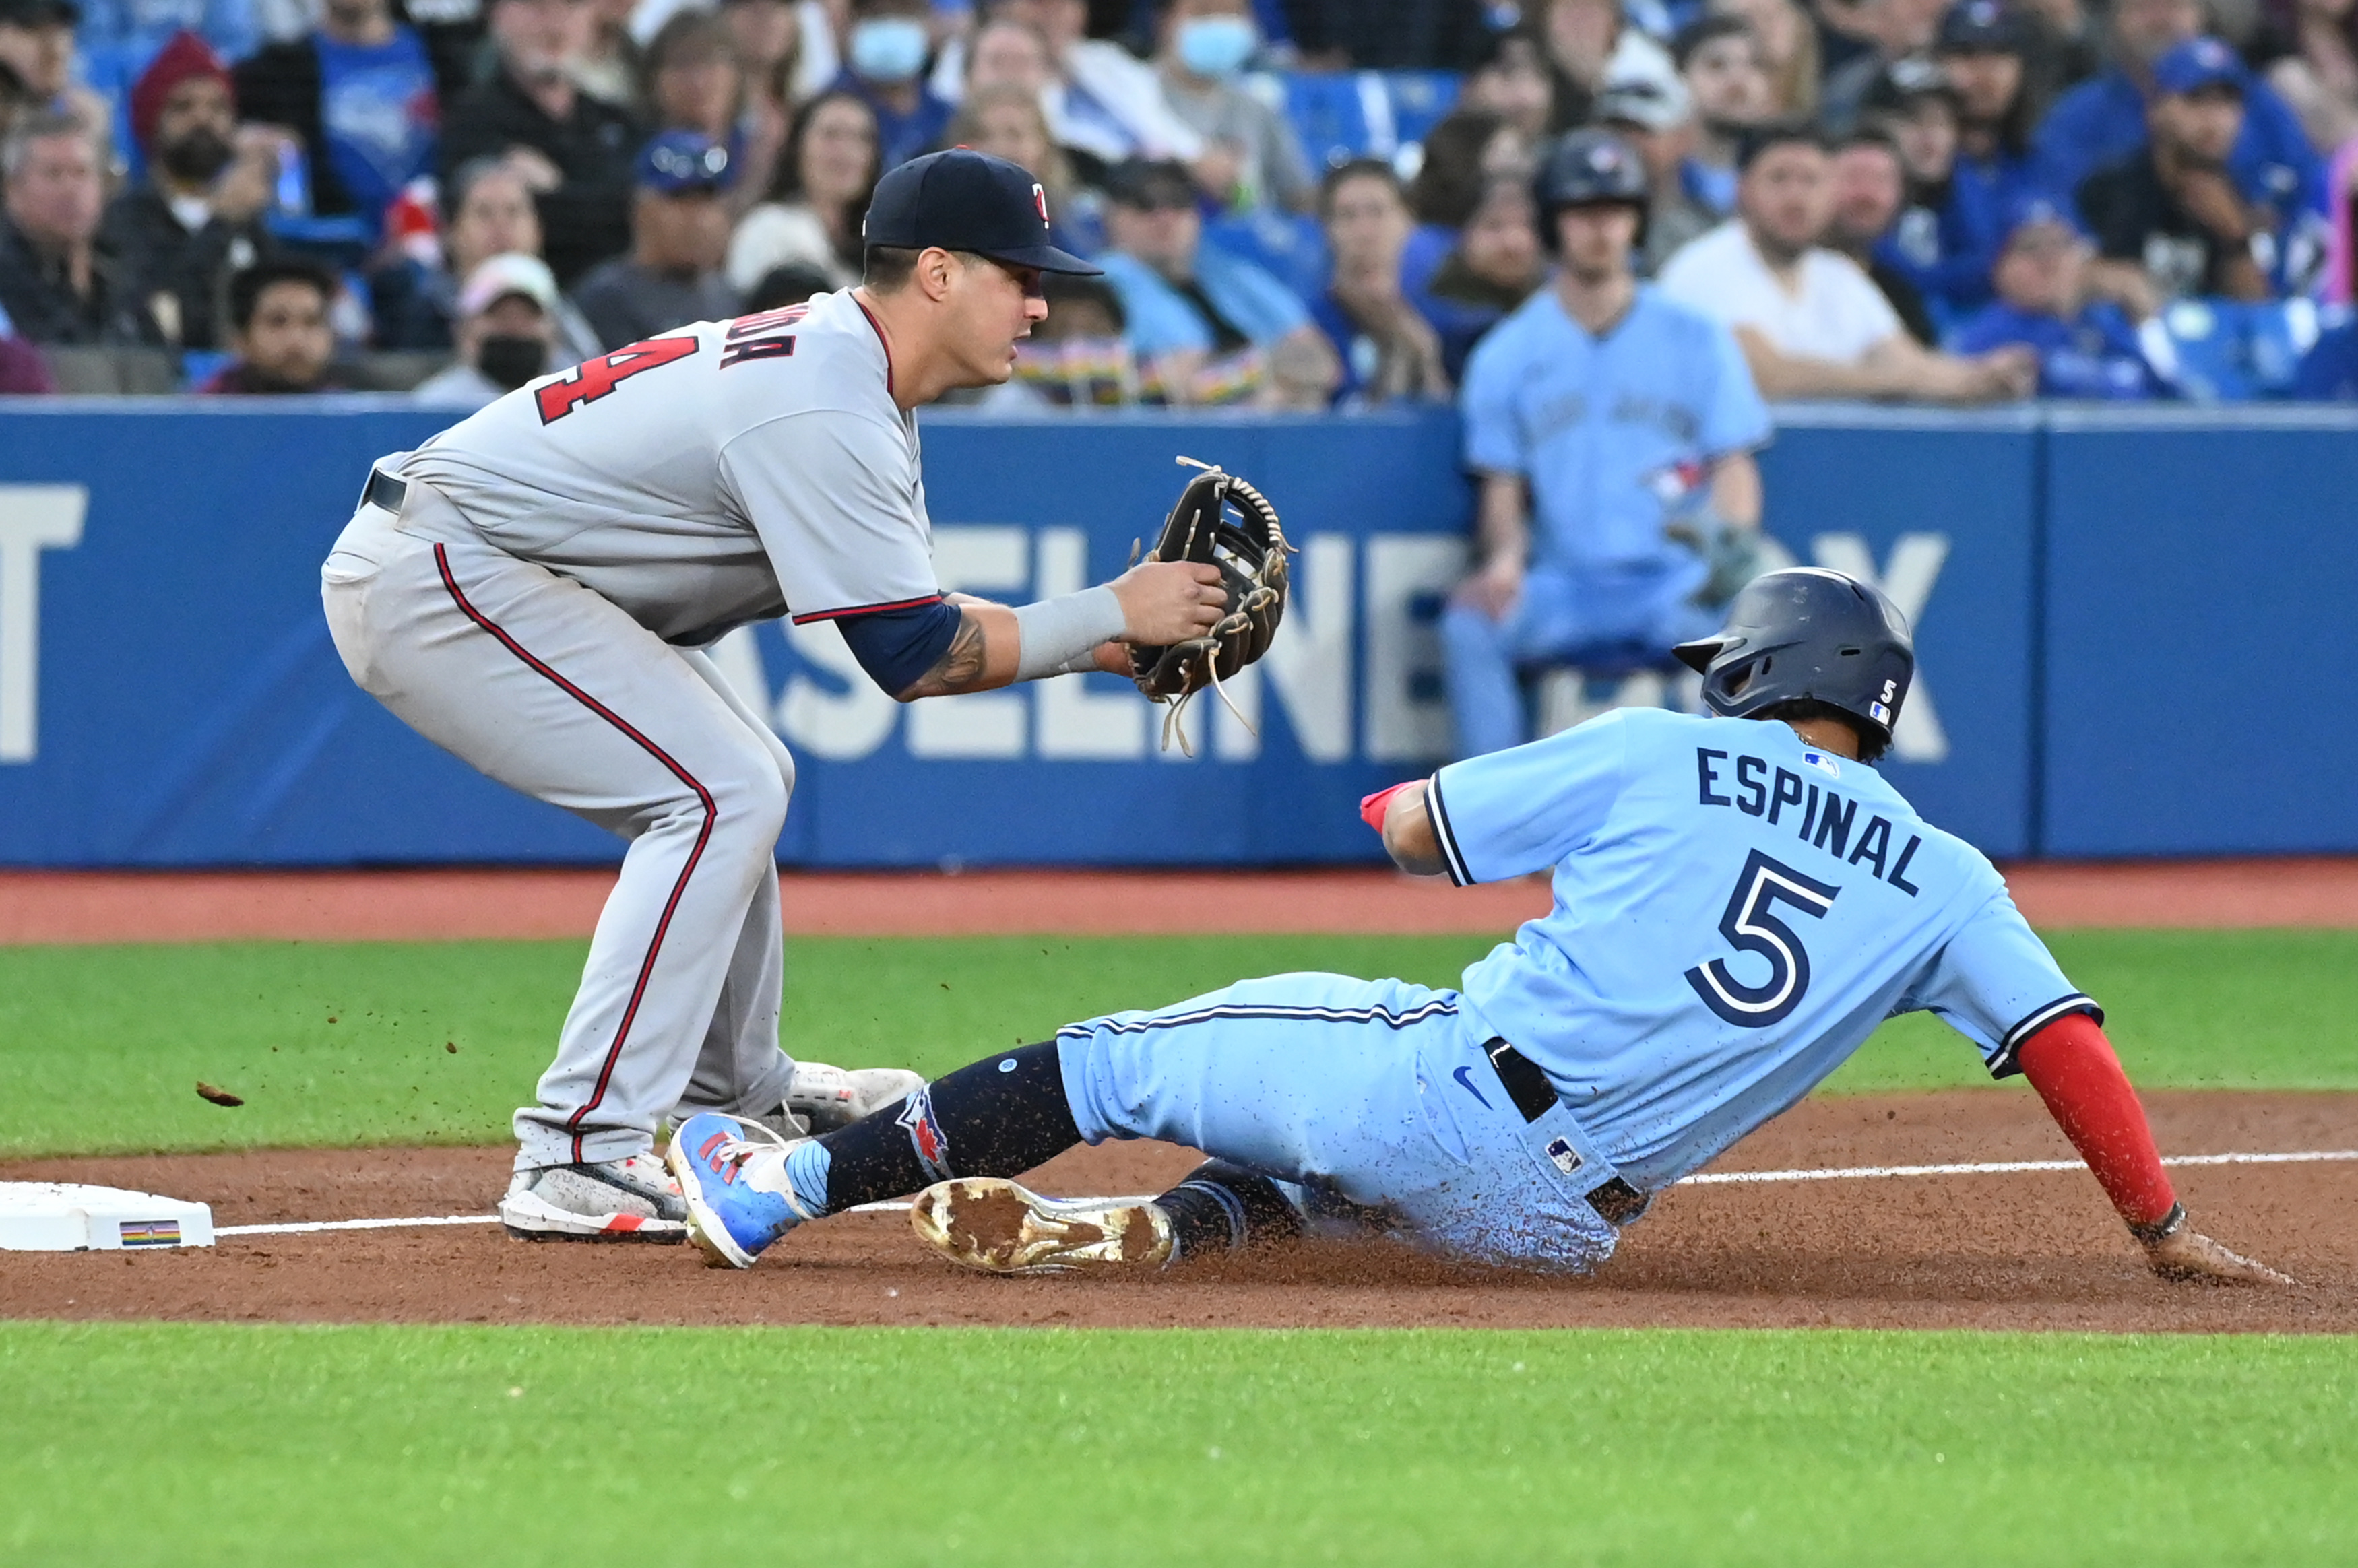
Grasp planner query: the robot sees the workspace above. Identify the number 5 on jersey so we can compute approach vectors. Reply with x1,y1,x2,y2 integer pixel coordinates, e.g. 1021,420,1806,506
536,335,701,424
1686,851,1841,1028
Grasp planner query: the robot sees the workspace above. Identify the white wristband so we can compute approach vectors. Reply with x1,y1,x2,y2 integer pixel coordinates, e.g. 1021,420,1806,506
1012,585,1126,681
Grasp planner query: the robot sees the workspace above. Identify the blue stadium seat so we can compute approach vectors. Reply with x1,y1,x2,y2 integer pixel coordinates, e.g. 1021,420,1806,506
1204,208,1329,306
1281,69,1462,169
2147,297,2327,401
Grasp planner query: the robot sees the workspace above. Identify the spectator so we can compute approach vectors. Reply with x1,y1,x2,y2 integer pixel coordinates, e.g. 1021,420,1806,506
1674,17,1773,223
644,9,744,141
2079,38,2285,307
1271,0,1499,70
1855,58,1991,325
233,0,439,233
2012,0,2106,115
2033,0,2322,226
439,0,639,288
573,129,741,349
726,86,877,293
0,111,157,344
1939,1,2044,277
1709,0,1820,119
2262,0,2358,152
991,0,1206,172
1596,69,1715,273
414,251,569,408
1445,128,1771,760
1311,159,1450,406
1826,129,1940,341
1409,108,1532,230
1462,27,1556,142
721,0,802,204
1820,0,1950,132
1950,193,2169,396
0,0,108,159
101,32,278,352
1093,155,1337,405
1154,0,1316,214
1533,0,1678,131
0,300,52,387
375,154,606,358
964,13,1053,100
945,83,1101,256
1656,123,2037,400
1419,174,1545,379
831,0,950,171
199,257,352,391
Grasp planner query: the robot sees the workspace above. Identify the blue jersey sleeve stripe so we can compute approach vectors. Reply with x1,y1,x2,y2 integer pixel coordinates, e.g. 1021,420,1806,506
1986,993,2104,1078
1425,771,1473,887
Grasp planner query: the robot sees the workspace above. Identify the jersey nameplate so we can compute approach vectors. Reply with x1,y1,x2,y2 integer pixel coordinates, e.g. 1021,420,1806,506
1693,747,1923,896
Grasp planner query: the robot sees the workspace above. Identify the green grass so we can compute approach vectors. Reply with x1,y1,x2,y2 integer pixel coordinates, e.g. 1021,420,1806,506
1,1323,2350,1567
1,931,2353,1158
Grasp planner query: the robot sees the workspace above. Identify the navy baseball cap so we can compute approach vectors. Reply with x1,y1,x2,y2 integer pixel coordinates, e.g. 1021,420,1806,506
637,130,735,194
1936,0,2028,53
2154,36,2247,96
862,148,1100,275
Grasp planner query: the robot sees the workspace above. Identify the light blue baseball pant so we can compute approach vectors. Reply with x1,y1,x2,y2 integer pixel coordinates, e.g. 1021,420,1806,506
1054,973,1624,1273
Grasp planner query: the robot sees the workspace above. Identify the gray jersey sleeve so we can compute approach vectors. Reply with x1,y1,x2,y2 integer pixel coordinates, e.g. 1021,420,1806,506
720,407,943,624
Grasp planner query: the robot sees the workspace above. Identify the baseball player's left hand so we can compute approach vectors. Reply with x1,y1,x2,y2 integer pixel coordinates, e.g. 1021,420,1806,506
1110,559,1228,646
2143,1224,2295,1286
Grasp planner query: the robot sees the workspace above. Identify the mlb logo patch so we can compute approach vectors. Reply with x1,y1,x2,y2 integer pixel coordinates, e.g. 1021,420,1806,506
1803,748,1841,779
1544,1137,1584,1177
1869,700,1890,723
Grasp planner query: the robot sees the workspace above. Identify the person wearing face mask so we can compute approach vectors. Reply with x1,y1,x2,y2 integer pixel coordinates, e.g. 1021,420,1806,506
414,251,573,410
100,30,282,352
1153,0,1314,214
831,0,951,172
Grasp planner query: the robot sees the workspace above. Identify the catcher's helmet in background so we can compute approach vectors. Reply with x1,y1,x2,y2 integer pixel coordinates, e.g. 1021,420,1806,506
1532,128,1650,249
1672,568,1915,752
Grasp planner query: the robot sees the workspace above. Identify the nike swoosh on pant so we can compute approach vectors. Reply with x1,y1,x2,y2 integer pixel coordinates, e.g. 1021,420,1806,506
1451,1065,1491,1109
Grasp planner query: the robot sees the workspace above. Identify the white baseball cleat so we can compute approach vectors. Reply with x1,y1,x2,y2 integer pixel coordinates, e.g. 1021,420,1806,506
910,1178,1174,1276
499,1152,688,1243
786,1062,925,1132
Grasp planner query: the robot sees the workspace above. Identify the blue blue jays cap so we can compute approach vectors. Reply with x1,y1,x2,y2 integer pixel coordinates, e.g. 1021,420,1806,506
1997,191,2089,247
861,148,1101,275
2153,36,2248,96
637,130,736,193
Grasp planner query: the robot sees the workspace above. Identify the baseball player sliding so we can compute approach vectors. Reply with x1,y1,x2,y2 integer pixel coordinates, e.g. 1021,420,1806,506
321,150,1232,1243
670,570,2290,1288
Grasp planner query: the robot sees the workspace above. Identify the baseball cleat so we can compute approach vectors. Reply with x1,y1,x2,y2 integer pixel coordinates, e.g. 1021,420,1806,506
910,1179,1174,1276
667,1111,817,1269
786,1062,926,1132
499,1152,688,1243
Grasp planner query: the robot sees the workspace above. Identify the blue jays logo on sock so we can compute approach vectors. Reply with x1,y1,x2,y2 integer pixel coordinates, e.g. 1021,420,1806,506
1544,1136,1584,1177
897,1089,952,1182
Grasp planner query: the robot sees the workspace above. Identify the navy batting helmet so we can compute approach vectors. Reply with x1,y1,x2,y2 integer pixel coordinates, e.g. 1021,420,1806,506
1531,129,1649,249
1672,568,1915,754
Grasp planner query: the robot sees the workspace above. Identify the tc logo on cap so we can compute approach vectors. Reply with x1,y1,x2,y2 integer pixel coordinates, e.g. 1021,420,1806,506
1033,183,1049,223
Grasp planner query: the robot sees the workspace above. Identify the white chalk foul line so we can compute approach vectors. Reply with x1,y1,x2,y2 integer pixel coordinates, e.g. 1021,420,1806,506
210,1149,2358,1237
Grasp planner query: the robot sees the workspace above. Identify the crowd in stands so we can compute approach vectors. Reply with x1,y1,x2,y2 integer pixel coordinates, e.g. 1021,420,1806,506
0,0,2351,404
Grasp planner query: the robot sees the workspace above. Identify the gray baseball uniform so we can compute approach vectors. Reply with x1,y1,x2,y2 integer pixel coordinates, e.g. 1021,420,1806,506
322,291,937,1169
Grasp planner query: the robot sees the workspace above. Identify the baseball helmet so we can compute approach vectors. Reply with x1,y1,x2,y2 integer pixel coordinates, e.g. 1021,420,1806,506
1531,128,1650,249
1672,568,1915,751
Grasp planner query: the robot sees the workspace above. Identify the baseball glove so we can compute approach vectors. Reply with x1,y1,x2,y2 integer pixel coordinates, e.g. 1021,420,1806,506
1128,457,1292,752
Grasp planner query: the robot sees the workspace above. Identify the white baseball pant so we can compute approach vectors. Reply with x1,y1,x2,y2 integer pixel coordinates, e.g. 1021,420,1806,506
322,490,798,1170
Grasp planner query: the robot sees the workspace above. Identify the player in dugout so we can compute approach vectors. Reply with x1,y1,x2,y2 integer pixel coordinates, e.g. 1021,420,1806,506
670,568,2290,1287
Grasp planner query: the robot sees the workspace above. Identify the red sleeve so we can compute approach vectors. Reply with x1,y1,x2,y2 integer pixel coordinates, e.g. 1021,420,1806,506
2015,1012,2177,1231
1360,781,1417,834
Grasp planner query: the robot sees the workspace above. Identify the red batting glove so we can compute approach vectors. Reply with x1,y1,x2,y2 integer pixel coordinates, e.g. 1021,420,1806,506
1360,782,1415,835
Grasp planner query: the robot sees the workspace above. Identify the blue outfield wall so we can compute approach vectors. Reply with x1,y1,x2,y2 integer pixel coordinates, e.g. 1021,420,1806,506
0,400,2345,867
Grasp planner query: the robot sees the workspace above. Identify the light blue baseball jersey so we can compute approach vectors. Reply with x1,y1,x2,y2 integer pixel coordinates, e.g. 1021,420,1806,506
1459,285,1771,579
1426,707,2097,1190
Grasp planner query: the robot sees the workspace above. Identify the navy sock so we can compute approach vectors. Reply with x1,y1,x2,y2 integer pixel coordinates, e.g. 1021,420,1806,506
1155,1160,1305,1260
806,1040,1081,1214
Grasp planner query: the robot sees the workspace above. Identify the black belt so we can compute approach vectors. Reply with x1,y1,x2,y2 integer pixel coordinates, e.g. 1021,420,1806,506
1484,1037,1648,1226
363,468,408,515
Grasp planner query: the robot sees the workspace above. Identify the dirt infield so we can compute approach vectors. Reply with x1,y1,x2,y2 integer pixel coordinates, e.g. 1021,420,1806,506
4,857,2357,945
5,1090,2351,1332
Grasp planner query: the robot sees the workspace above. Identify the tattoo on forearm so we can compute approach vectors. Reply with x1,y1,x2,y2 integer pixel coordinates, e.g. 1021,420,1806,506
901,611,991,700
